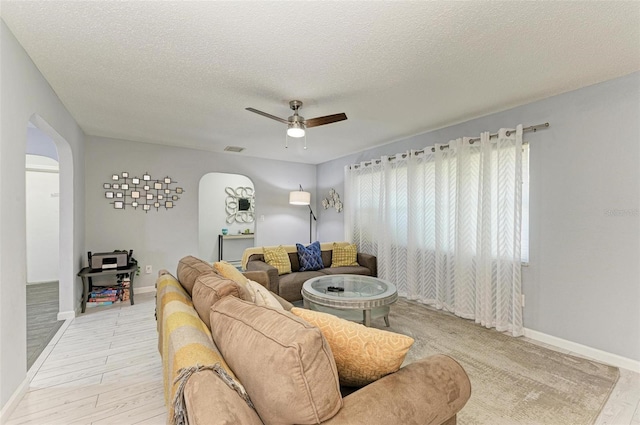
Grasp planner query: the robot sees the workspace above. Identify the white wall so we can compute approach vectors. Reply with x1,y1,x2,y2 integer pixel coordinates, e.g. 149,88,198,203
198,173,255,263
0,20,86,410
317,72,640,362
25,155,59,283
85,136,316,289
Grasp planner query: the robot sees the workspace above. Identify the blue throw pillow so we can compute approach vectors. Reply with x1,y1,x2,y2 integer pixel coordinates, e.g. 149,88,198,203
296,241,324,272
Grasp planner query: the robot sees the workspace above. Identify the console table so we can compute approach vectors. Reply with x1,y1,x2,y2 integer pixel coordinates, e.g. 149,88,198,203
77,264,137,313
218,234,254,263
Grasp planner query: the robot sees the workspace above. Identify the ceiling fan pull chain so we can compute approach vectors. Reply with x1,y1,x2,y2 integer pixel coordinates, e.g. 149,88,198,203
304,134,307,150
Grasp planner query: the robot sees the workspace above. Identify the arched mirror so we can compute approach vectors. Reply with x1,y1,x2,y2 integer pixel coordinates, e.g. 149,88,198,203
198,173,256,265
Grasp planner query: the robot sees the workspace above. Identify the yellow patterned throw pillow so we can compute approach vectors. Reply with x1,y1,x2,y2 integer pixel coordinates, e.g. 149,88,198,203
262,246,292,275
331,243,358,267
290,307,414,387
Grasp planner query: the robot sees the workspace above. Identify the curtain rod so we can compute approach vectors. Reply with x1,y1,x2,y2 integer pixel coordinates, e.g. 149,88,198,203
352,122,549,167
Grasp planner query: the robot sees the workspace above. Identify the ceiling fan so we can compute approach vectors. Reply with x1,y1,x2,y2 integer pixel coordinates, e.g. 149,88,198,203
245,100,347,149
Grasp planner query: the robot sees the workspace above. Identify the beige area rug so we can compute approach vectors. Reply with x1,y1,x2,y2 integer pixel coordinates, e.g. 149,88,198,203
373,298,619,425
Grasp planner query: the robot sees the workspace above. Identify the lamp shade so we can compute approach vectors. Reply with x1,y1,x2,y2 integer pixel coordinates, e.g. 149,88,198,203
289,190,311,205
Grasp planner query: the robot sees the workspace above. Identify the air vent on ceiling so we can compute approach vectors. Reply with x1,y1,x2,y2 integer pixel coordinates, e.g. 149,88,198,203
224,146,245,153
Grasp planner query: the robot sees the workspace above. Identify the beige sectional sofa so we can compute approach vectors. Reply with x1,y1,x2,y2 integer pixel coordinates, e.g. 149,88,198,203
244,242,377,301
157,255,471,425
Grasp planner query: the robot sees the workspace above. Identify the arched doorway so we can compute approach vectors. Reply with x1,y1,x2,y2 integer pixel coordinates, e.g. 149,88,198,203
25,115,75,371
198,173,256,266
25,149,61,368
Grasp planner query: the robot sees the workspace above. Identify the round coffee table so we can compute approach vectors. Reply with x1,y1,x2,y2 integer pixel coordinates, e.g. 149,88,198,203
301,275,398,327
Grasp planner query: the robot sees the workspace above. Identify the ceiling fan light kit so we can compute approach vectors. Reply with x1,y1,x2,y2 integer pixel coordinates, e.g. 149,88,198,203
246,100,347,149
287,122,305,138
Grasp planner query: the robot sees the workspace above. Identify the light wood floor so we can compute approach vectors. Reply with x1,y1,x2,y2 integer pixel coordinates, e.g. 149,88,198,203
26,281,64,369
8,292,165,425
7,292,640,424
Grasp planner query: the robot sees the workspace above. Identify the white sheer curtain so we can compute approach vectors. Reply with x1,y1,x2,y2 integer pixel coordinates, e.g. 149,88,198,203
346,125,524,336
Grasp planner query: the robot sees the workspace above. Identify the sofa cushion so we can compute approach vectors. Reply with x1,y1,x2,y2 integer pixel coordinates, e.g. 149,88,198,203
320,266,372,276
263,245,292,275
213,261,255,302
278,271,326,302
331,243,359,267
288,251,301,272
296,241,324,271
176,256,215,295
291,307,414,387
210,296,342,425
192,273,240,329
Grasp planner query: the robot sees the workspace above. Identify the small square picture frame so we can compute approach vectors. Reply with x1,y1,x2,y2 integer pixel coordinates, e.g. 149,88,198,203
158,194,164,200
105,192,114,199
154,182,162,190
131,191,140,199
154,202,160,208
172,195,178,201
132,177,140,185
103,183,111,189
143,185,150,191
143,174,151,181
116,192,123,198
114,201,124,209
164,177,171,184
146,193,154,200
176,187,183,194
112,174,119,181
164,189,170,194
165,201,173,208
121,183,129,190
143,204,150,211
132,201,138,208
122,172,129,178
112,183,120,190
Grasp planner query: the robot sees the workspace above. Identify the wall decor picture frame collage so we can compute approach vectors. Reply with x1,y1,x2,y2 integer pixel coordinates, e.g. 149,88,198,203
103,172,184,212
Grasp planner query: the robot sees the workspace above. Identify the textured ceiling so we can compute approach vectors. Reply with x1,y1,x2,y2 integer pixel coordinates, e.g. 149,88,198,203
2,1,639,164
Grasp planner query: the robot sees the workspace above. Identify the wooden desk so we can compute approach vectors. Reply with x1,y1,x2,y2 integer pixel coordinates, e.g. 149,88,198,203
77,264,137,313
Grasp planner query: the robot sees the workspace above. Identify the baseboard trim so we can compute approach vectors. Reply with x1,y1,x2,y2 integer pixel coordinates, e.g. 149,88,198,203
57,310,76,321
0,376,28,423
524,327,640,373
134,286,156,295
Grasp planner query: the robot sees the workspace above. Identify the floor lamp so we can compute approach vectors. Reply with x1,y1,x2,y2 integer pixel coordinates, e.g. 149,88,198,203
289,185,317,243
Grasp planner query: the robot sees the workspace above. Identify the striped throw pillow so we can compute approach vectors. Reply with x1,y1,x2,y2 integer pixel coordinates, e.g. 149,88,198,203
331,243,358,267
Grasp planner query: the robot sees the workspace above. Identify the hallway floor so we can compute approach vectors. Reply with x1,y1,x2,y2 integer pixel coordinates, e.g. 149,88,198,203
27,281,63,369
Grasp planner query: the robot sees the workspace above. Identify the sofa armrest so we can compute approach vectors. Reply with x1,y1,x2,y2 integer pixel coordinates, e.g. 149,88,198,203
322,355,470,425
184,370,263,425
357,253,377,277
242,270,269,288
246,260,279,294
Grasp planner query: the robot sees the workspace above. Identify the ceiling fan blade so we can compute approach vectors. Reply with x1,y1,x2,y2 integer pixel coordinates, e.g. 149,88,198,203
245,107,289,124
304,113,348,128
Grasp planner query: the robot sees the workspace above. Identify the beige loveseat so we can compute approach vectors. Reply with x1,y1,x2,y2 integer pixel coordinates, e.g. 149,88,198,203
157,256,471,425
244,242,377,302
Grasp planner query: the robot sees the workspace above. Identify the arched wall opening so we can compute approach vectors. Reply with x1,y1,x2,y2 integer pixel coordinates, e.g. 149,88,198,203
198,173,256,265
28,115,76,320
